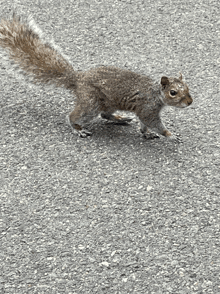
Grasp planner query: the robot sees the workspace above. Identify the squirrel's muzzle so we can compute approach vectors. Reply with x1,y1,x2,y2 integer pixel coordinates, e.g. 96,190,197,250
183,93,193,106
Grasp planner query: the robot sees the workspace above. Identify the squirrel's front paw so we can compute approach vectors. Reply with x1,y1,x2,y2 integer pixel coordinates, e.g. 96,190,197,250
142,132,160,140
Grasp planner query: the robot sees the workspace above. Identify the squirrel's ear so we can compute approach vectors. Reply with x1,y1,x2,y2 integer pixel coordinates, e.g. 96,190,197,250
179,72,183,81
161,76,169,88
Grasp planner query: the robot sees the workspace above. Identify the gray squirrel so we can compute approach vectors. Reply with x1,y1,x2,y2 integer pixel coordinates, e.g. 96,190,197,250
0,14,193,138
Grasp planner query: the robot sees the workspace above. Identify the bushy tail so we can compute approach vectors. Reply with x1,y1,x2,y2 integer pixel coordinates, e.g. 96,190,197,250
0,14,76,89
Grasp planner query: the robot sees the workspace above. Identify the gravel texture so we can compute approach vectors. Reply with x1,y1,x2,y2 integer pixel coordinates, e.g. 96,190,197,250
0,0,220,293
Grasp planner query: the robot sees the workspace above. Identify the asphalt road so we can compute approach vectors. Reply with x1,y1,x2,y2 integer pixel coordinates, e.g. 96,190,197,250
0,0,219,293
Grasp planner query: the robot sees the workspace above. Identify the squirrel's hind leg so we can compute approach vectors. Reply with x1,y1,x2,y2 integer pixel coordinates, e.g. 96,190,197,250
101,112,132,124
68,104,99,138
67,115,92,138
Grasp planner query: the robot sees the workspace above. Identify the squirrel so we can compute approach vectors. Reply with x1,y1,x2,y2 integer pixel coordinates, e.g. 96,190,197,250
0,14,193,139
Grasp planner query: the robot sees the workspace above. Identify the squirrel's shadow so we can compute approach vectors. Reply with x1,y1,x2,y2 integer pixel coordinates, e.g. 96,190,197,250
8,102,180,156
8,102,133,135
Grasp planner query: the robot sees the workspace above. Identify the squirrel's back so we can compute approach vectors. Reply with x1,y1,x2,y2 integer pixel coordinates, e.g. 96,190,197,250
0,14,76,89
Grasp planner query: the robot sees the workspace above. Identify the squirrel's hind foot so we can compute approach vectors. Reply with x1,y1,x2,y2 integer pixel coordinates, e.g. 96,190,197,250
77,129,92,138
66,115,92,138
101,112,132,124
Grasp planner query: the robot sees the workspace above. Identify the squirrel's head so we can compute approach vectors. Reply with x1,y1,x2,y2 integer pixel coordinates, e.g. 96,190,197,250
160,73,193,108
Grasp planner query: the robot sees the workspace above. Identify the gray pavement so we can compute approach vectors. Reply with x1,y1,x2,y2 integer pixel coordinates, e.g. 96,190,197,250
0,0,220,293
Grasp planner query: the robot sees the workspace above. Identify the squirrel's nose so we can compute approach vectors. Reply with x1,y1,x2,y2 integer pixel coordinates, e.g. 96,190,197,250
187,95,193,105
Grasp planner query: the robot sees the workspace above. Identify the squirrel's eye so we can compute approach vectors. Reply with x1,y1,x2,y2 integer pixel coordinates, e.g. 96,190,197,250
170,90,177,96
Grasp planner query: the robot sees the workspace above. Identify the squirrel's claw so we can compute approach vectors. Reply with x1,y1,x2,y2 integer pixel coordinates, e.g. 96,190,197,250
78,129,92,138
142,132,160,140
